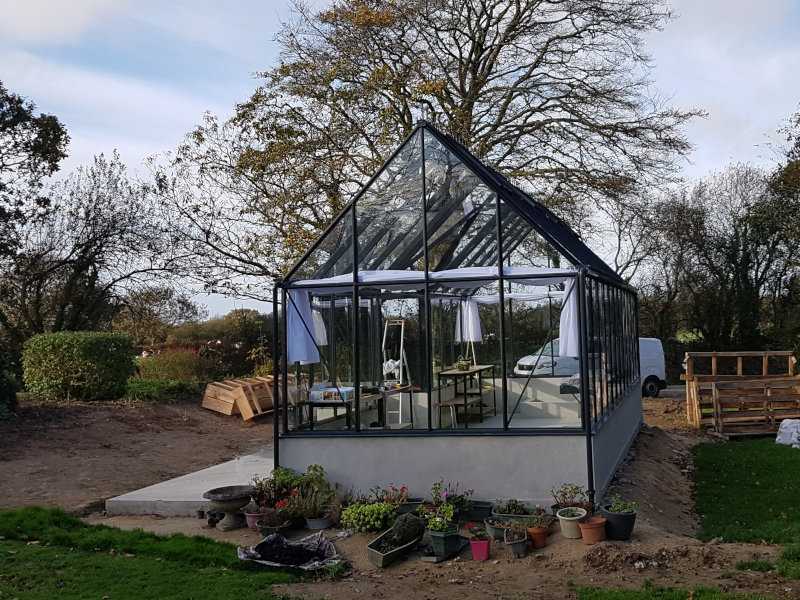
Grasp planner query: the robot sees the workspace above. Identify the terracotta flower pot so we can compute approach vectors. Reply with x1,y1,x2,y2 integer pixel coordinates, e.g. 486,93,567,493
527,525,549,548
578,516,607,545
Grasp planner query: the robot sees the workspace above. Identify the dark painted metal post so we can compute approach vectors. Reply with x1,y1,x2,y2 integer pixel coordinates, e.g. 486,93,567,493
577,269,595,504
421,129,433,431
351,202,361,432
272,282,280,470
496,195,508,430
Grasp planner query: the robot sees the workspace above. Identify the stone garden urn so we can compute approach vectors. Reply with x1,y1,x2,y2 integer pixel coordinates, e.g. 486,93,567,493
202,485,252,531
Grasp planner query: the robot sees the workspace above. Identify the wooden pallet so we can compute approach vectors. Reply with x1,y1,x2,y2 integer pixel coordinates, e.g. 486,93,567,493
709,378,800,438
201,376,276,421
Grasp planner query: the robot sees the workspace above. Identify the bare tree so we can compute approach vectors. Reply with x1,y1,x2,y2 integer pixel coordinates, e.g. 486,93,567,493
155,0,702,296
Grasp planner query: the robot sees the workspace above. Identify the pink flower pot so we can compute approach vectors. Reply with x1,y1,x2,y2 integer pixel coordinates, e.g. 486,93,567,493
244,512,262,531
470,539,490,561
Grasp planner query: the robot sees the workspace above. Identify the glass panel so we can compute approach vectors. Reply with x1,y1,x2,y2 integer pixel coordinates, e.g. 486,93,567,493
355,131,425,271
287,291,356,432
291,210,355,281
424,132,499,271
498,199,553,268
431,285,501,429
502,281,582,430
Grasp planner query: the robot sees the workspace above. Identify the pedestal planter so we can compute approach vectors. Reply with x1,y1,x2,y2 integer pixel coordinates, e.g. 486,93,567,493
429,529,461,557
600,505,637,540
202,485,252,531
579,517,607,545
556,507,587,539
527,525,549,548
470,539,490,561
503,530,528,558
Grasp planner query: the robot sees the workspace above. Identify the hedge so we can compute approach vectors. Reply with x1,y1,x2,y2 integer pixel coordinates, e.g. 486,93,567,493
23,332,136,401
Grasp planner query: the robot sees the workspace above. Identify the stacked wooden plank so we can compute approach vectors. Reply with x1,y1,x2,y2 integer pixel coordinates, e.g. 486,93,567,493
201,376,276,421
711,378,800,439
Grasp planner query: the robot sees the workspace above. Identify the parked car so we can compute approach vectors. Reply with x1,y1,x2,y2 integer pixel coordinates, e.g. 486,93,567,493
513,337,667,397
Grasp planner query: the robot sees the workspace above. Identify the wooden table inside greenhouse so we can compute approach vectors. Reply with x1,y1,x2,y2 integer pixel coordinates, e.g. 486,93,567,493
436,365,497,428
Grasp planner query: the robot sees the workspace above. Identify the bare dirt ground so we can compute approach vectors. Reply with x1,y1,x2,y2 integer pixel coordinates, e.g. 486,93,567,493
1,389,796,599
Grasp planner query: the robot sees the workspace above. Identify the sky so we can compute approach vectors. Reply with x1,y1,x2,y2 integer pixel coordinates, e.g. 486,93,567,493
2,0,800,315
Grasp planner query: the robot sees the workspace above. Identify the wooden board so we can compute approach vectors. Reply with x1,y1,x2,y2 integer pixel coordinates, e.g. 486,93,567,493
201,376,278,421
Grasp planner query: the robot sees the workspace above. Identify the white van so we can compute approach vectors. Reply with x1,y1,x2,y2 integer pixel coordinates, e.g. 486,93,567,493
513,337,667,397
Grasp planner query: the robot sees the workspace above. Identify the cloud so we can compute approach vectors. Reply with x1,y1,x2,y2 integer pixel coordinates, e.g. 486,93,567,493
0,0,130,45
1,49,233,174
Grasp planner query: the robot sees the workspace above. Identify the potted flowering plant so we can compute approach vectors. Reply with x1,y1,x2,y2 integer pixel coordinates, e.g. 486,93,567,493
520,510,556,548
464,523,490,561
418,503,460,557
256,501,291,537
427,478,475,520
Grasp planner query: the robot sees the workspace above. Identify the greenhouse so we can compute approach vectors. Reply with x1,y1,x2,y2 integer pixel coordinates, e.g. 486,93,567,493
271,121,642,504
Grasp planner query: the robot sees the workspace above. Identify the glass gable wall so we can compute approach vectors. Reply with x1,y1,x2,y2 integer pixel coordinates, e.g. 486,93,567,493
277,122,637,436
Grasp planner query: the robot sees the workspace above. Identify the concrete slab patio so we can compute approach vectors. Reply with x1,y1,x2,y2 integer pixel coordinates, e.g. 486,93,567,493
105,451,273,517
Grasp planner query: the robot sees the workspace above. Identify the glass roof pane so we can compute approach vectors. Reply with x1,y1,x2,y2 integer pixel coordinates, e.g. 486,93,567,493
499,199,555,268
424,131,499,271
355,130,425,271
291,209,355,280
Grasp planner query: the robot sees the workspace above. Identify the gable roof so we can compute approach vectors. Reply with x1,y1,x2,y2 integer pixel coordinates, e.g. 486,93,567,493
284,120,620,284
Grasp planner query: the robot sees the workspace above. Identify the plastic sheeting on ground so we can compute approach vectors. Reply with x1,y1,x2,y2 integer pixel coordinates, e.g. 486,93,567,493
237,531,342,570
776,419,800,448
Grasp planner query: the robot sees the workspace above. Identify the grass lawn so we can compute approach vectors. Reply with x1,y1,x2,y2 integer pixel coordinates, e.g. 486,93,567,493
0,507,298,599
693,437,800,578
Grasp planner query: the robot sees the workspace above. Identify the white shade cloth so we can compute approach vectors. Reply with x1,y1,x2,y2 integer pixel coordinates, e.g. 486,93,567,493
287,290,320,364
558,278,579,358
288,267,575,293
455,299,483,342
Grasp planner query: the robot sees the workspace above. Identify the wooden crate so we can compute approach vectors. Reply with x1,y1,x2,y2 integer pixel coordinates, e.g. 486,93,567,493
201,376,276,421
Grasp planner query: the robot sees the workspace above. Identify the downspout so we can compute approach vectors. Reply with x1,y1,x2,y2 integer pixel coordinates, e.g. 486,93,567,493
272,281,280,470
577,269,596,504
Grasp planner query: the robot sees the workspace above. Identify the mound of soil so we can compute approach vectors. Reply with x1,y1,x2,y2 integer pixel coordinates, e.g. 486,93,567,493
2,389,796,599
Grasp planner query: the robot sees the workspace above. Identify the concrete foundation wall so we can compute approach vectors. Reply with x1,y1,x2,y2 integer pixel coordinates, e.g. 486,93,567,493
591,385,643,500
279,433,587,507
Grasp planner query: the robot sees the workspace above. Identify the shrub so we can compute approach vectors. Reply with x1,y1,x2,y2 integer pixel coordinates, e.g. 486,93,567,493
340,502,397,532
23,332,135,401
137,347,224,382
121,379,202,403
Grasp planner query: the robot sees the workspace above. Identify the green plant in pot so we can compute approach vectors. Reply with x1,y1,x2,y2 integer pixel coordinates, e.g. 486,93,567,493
520,512,555,548
452,355,470,371
418,503,461,557
503,520,528,558
464,522,491,561
556,506,588,539
492,498,530,520
599,494,638,540
551,482,591,514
